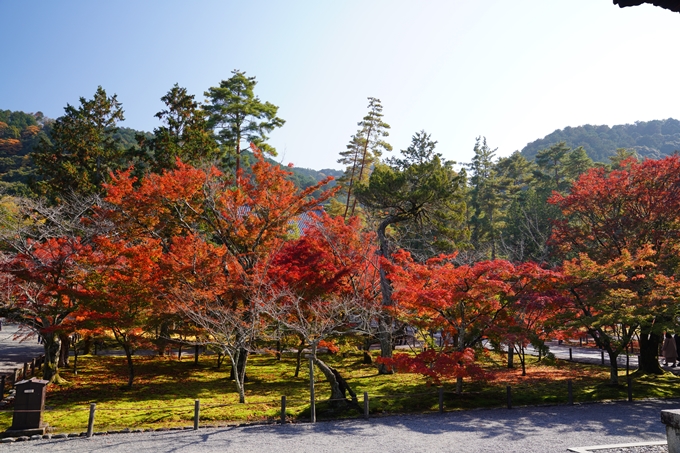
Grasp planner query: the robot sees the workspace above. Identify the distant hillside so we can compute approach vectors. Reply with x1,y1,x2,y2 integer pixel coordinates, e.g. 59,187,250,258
0,109,47,196
520,118,680,162
241,149,343,190
0,108,341,196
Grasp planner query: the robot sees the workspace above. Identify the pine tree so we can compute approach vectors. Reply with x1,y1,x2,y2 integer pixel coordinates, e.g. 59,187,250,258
354,131,466,373
338,97,392,219
204,70,284,176
466,137,511,260
32,86,126,201
137,84,219,173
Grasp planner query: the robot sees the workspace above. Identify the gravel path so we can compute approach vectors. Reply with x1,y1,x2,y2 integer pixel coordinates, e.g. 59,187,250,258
3,399,675,453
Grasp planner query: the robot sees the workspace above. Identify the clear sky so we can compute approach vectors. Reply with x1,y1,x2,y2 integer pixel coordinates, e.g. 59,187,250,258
1,1,679,170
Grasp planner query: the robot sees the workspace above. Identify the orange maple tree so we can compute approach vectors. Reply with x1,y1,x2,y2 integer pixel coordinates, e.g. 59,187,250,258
78,235,163,388
102,144,337,402
381,250,560,387
1,237,92,383
260,213,380,408
550,155,680,375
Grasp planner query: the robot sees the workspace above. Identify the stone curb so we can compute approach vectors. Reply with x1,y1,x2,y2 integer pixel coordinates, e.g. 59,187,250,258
2,397,678,444
0,420,281,443
567,440,667,452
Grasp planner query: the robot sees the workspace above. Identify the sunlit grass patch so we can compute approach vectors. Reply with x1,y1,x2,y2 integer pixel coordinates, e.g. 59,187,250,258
2,349,680,434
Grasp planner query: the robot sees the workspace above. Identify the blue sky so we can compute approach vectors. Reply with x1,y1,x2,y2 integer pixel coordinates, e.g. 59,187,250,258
1,1,679,170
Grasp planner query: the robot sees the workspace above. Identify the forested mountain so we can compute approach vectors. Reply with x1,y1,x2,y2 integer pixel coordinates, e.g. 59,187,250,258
0,108,341,196
0,109,48,196
240,148,343,189
520,118,680,162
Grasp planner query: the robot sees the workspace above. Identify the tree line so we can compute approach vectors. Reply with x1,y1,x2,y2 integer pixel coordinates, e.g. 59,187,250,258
2,72,680,407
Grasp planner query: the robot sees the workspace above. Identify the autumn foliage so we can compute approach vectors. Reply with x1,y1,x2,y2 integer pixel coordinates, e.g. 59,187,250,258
8,141,680,397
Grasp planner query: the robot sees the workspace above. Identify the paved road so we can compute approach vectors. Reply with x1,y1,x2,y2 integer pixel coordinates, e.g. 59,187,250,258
3,399,674,453
0,323,44,374
528,341,679,374
1,325,672,375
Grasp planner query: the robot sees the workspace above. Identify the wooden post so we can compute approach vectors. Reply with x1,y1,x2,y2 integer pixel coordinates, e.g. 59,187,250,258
579,338,583,347
438,387,444,413
0,375,5,398
31,358,36,376
23,362,28,379
87,403,96,438
194,399,200,430
280,396,287,424
13,368,19,384
569,348,573,361
568,380,573,405
364,391,369,420
194,345,200,365
627,377,633,402
601,350,605,365
309,357,316,423
506,386,512,409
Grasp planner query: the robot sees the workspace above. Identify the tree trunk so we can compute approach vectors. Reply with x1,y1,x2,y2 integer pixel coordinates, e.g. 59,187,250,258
639,331,664,374
81,334,92,355
122,344,135,389
377,317,393,374
155,322,170,356
312,356,361,412
362,338,373,364
606,349,620,385
507,343,514,369
42,332,62,383
229,350,247,404
294,339,305,378
517,345,526,376
230,347,249,383
58,333,70,367
376,217,397,374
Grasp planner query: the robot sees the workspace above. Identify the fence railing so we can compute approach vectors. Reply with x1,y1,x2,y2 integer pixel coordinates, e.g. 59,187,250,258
0,376,638,438
0,354,46,400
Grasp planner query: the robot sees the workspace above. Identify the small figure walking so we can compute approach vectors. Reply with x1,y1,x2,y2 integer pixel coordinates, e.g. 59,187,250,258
662,332,677,367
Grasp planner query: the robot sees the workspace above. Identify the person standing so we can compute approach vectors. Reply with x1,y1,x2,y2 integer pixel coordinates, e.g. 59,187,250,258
662,332,677,367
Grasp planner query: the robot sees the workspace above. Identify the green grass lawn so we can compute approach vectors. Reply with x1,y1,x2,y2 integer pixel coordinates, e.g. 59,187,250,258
2,350,679,434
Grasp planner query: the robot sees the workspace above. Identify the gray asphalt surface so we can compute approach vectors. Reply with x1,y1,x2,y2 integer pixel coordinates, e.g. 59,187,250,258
3,399,674,453
0,323,44,374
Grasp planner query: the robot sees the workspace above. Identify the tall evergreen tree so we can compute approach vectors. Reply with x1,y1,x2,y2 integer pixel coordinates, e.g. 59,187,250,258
355,131,466,373
338,97,392,219
562,146,594,183
32,86,126,201
204,70,284,176
609,148,639,170
500,143,593,264
466,137,511,260
533,142,571,193
137,84,219,173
